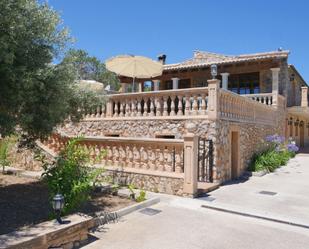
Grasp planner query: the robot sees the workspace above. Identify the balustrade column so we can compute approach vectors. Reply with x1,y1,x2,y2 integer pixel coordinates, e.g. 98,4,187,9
163,96,168,116
177,95,184,116
200,94,207,115
106,100,113,117
170,96,176,116
155,97,162,116
131,99,136,117
157,147,165,171
149,146,156,170
113,102,119,117
101,104,106,118
95,106,101,117
133,145,141,168
185,95,190,116
119,103,124,117
127,146,133,167
143,98,148,117
125,100,131,117
149,98,155,116
192,95,198,115
137,99,142,117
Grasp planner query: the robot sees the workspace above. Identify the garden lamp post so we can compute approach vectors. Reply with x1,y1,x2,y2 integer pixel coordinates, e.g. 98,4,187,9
52,193,65,224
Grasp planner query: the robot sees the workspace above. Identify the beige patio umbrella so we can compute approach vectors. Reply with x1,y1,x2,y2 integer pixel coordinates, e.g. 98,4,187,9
105,55,163,91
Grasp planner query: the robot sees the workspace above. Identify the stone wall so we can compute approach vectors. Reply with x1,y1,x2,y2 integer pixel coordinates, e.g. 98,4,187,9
60,119,216,140
59,112,284,185
6,142,53,172
106,169,184,196
215,120,285,182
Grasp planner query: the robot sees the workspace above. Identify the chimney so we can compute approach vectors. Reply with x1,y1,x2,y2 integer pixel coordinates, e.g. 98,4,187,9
157,54,166,64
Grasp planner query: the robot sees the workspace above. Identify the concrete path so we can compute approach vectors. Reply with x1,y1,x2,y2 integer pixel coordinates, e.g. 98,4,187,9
84,201,309,249
82,152,309,249
199,152,309,226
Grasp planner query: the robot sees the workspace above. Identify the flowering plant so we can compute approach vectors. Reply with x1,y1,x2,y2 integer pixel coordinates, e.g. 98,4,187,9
250,134,298,172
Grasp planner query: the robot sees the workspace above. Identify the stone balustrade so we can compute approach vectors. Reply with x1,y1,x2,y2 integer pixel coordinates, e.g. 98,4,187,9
82,83,284,127
45,133,184,175
219,90,278,125
243,93,274,105
84,87,210,119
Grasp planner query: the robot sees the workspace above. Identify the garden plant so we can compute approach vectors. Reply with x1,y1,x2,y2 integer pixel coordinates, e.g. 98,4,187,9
42,137,105,215
249,135,299,173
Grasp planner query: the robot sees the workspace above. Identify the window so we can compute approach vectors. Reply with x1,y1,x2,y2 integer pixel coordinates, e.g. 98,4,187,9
164,80,173,90
155,135,175,139
228,72,260,94
179,79,191,89
104,134,120,137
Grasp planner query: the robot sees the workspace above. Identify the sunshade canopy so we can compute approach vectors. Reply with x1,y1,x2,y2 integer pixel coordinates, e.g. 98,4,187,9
105,55,163,79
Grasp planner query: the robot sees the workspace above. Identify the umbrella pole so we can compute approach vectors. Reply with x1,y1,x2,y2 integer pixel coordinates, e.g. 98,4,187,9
132,77,135,92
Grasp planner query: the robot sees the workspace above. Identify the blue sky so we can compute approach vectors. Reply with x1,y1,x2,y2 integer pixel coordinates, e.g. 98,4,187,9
49,0,309,82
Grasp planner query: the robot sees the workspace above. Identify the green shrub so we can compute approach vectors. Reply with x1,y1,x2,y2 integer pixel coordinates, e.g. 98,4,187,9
249,135,298,173
42,137,104,215
250,149,293,173
0,136,17,173
136,190,146,203
127,184,136,200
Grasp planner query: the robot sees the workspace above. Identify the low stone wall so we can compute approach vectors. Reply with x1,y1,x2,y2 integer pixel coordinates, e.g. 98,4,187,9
7,142,54,172
105,168,184,196
0,214,93,249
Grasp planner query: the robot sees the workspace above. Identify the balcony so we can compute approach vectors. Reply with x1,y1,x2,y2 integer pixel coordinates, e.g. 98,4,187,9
83,80,284,126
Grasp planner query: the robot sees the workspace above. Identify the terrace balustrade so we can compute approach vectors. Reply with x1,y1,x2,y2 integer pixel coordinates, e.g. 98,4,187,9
44,133,185,175
82,80,284,126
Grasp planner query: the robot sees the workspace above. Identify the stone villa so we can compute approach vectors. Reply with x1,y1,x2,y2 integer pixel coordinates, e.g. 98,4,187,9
43,49,309,197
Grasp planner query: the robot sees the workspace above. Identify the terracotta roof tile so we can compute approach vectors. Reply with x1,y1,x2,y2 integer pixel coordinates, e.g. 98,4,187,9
163,50,289,71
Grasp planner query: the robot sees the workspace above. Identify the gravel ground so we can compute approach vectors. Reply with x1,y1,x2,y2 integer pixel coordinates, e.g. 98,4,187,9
0,174,134,235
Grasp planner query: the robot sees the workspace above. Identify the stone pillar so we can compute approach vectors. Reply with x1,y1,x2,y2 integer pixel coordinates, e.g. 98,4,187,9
301,86,308,107
153,80,160,91
172,77,179,90
271,68,280,94
183,133,198,197
271,68,280,106
220,73,230,90
207,79,220,120
138,82,143,92
121,83,127,93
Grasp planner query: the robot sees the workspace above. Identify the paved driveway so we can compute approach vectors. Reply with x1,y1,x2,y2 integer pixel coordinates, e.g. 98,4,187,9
83,152,309,249
84,201,309,249
200,152,309,226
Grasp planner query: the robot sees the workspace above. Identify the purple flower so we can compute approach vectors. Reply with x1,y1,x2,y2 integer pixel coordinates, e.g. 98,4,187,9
287,143,299,152
265,134,285,145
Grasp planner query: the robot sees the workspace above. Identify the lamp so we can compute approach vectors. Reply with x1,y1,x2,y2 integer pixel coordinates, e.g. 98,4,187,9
52,194,65,224
210,64,217,79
